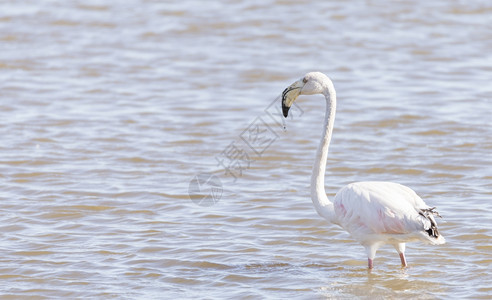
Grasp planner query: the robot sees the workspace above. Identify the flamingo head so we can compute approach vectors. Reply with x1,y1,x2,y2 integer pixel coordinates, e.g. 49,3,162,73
281,72,334,117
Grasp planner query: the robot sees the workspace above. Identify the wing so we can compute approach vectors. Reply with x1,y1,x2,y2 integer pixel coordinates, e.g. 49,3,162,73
333,181,432,240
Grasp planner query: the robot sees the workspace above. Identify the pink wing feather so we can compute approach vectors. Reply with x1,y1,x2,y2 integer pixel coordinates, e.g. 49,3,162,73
333,181,430,243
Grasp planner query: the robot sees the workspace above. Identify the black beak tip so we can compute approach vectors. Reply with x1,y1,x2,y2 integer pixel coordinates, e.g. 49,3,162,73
281,87,294,118
282,98,290,118
282,103,290,118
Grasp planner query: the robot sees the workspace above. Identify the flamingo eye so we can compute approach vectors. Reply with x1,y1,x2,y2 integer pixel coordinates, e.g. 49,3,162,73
303,78,308,83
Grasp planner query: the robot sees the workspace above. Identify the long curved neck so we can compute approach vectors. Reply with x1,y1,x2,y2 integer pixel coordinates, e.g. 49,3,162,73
310,86,337,223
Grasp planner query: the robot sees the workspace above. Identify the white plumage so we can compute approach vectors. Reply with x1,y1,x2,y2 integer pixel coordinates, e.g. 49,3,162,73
281,72,445,269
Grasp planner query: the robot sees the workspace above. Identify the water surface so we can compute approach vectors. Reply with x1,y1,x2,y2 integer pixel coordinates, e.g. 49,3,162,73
0,0,491,298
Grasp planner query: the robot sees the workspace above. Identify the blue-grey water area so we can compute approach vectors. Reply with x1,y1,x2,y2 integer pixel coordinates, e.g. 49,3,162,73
1,1,491,298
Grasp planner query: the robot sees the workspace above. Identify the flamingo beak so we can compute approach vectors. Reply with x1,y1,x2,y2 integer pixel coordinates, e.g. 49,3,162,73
281,80,304,118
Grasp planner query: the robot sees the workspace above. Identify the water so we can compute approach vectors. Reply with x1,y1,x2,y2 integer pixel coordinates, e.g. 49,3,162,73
1,0,491,298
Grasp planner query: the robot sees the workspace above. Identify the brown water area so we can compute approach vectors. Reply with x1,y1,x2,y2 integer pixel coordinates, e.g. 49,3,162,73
1,0,491,298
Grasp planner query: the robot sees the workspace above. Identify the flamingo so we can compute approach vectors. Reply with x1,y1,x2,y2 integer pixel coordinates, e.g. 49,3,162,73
281,72,445,269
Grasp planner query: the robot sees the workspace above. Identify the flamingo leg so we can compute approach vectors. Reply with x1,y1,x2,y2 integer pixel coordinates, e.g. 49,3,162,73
399,253,407,267
365,243,381,269
394,243,407,267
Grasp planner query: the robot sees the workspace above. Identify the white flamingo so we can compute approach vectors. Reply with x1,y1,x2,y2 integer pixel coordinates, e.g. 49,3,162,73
281,72,445,269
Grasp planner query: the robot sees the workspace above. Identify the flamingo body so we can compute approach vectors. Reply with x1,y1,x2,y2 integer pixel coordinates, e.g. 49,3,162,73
334,181,444,266
334,181,441,242
281,72,445,268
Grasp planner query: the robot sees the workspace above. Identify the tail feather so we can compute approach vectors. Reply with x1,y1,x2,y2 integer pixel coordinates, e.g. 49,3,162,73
419,207,445,244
